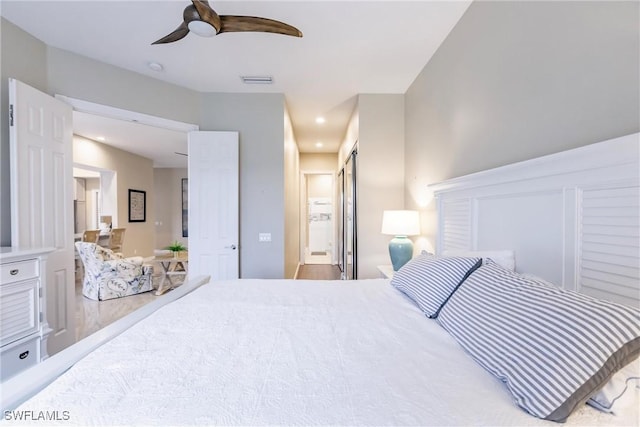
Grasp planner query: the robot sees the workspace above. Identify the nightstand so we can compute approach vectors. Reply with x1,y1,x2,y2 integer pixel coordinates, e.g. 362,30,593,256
377,265,395,279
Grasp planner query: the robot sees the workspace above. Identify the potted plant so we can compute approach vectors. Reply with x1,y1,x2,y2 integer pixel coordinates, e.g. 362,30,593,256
166,241,187,258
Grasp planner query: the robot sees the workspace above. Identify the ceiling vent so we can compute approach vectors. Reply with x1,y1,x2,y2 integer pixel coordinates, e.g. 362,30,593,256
241,75,273,85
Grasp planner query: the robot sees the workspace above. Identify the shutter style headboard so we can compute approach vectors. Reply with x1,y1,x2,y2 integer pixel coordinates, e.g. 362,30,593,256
430,133,639,308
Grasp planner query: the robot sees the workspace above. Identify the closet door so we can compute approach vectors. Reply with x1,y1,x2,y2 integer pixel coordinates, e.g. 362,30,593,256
345,150,357,280
337,169,345,275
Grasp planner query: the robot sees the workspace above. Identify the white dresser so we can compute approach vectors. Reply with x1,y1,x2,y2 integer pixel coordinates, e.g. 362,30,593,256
0,247,53,381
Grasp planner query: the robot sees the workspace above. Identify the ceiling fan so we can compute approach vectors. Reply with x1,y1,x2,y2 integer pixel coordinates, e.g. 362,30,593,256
153,0,303,44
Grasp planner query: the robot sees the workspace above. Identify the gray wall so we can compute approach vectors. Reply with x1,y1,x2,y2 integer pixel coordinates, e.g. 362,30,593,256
47,47,200,125
1,22,290,278
200,93,286,278
0,18,48,246
404,1,640,245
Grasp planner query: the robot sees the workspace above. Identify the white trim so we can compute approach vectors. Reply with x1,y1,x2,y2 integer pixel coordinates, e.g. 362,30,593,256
1,275,211,412
430,132,639,308
430,133,639,193
299,170,337,265
55,95,199,133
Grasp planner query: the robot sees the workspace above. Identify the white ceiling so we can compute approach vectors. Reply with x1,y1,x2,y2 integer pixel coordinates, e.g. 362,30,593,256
1,0,471,162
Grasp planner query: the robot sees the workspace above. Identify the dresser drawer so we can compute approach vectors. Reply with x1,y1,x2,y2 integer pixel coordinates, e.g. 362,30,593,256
0,336,39,382
0,279,39,346
1,259,38,284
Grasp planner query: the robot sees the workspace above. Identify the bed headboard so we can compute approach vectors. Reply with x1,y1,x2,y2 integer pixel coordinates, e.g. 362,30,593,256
429,133,639,309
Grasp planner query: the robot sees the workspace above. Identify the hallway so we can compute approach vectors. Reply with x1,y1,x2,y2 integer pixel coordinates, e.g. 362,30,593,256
296,264,341,280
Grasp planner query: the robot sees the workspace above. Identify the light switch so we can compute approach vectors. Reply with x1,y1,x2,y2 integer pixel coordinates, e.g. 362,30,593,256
259,233,271,242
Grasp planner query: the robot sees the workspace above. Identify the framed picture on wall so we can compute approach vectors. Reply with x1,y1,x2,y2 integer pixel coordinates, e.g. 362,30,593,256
182,178,188,237
128,189,146,222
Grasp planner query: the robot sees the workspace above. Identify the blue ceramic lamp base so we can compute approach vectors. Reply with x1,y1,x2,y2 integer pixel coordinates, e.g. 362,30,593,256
388,235,414,271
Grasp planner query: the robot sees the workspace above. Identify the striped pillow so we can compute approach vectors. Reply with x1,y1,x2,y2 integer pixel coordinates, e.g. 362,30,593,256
437,260,640,422
390,254,481,318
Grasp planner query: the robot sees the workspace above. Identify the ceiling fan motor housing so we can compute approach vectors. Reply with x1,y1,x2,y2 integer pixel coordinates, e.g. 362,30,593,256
185,4,219,35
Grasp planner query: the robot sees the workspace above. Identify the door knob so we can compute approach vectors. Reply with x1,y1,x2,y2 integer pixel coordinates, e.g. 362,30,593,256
226,245,237,250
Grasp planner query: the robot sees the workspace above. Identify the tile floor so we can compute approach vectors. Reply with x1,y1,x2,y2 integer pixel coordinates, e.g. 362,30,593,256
75,270,185,341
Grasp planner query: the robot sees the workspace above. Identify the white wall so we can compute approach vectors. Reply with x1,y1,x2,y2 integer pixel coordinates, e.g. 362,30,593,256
153,168,188,250
84,178,100,230
300,153,338,172
357,94,405,278
284,107,300,278
334,95,405,278
338,108,359,168
404,1,640,251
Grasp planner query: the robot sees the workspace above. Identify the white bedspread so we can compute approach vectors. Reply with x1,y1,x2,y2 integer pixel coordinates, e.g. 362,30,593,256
11,279,639,426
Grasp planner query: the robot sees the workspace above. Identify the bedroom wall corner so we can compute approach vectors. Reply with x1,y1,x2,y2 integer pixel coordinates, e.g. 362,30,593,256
404,0,640,252
0,18,48,247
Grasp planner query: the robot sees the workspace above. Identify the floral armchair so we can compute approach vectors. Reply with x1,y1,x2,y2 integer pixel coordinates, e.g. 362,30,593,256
75,242,154,301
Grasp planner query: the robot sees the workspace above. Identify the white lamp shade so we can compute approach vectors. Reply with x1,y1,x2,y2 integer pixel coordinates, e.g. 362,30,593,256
381,210,420,236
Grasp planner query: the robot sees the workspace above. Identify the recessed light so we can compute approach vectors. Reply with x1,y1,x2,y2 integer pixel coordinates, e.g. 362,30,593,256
147,61,164,72
315,142,323,148
96,136,106,142
315,117,326,124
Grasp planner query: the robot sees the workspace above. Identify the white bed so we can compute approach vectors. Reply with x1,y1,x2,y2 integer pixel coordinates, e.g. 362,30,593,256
5,278,638,426
2,133,639,426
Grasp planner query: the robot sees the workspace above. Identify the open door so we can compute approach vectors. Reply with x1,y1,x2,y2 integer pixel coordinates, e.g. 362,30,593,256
188,131,239,279
9,79,75,355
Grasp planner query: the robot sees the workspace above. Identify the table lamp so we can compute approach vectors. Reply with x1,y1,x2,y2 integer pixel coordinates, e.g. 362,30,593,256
381,210,420,271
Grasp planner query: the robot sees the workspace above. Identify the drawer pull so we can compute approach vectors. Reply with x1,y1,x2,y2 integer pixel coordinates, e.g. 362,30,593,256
19,351,29,360
10,269,19,276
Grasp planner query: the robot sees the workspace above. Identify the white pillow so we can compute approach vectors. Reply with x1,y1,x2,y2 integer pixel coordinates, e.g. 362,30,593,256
442,249,515,271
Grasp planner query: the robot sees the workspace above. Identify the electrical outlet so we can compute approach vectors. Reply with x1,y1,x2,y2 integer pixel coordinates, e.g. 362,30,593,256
259,233,271,242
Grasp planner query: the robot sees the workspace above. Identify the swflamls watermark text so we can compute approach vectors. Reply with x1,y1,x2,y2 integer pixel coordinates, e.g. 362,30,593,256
4,410,70,422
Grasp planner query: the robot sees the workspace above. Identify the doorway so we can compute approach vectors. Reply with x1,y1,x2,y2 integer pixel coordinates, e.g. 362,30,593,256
301,172,336,265
60,95,198,347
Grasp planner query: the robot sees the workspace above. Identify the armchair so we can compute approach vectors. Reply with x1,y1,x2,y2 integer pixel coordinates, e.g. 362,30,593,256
75,242,154,301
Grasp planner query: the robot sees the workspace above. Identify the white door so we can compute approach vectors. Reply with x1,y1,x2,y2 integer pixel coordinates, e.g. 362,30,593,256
188,131,239,279
9,79,75,355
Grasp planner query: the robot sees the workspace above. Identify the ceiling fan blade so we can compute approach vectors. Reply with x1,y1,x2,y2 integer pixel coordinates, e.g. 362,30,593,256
219,16,303,37
191,0,221,32
152,22,190,44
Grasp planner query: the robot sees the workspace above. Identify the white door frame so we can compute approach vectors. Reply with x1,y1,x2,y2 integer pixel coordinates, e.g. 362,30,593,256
299,170,337,265
54,96,199,134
